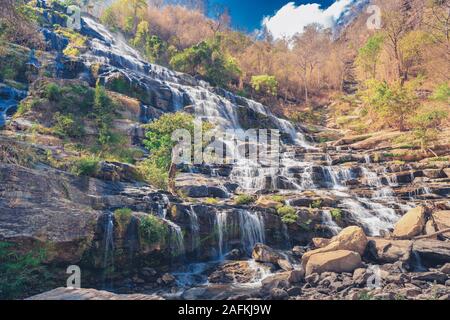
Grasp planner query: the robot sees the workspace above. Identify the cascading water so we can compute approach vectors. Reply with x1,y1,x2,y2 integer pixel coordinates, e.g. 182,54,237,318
61,14,435,249
321,210,342,235
215,211,228,258
164,218,185,258
102,211,115,289
188,206,200,254
238,210,265,255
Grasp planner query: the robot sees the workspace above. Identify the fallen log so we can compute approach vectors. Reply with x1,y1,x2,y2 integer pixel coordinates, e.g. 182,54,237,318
413,228,450,240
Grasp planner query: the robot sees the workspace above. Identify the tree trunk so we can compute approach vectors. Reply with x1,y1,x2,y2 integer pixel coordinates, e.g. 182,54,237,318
168,162,177,195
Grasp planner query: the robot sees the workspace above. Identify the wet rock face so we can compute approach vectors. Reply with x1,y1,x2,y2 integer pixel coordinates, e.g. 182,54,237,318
208,261,259,284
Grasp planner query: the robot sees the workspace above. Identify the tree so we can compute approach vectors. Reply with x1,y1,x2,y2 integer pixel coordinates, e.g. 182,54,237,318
410,105,449,151
129,0,148,34
293,24,331,105
0,0,43,48
356,34,384,79
361,79,420,131
382,1,415,83
170,36,241,88
142,113,213,193
251,75,278,96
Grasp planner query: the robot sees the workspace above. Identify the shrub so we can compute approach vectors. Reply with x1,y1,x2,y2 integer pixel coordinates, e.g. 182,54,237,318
204,198,219,205
70,156,100,176
270,195,286,203
43,83,61,101
0,242,47,299
137,159,168,190
235,194,256,205
139,215,167,246
311,199,323,209
410,106,448,151
330,209,342,223
52,112,84,138
276,206,297,224
251,75,278,96
114,208,133,232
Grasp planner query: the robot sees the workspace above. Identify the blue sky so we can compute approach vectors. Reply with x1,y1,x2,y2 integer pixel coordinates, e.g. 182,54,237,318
208,0,337,32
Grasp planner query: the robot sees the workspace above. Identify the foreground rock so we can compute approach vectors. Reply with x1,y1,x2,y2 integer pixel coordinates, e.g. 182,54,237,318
393,206,427,239
305,250,362,276
366,238,412,264
413,239,450,265
27,288,163,300
301,226,368,269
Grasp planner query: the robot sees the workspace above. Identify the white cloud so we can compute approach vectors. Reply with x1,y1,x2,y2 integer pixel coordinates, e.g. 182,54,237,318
262,0,357,39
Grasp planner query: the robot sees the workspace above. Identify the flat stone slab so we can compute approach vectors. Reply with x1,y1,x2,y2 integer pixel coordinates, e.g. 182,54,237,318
26,288,164,300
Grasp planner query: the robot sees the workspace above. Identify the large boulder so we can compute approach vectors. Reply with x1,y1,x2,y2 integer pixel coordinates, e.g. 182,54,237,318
301,226,368,269
305,250,362,276
393,206,426,239
413,239,450,266
432,211,450,232
366,238,412,264
252,243,283,264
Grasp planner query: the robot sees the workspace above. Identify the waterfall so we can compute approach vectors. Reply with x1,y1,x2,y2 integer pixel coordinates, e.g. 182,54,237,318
321,210,342,235
188,206,200,254
238,210,265,255
163,218,185,258
215,211,228,258
342,198,399,236
102,212,115,289
214,210,265,258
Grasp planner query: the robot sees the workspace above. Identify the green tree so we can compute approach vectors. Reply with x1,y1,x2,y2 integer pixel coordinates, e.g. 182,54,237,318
361,79,420,131
132,21,168,64
250,75,278,96
356,34,384,79
410,106,448,151
170,37,241,88
142,112,212,192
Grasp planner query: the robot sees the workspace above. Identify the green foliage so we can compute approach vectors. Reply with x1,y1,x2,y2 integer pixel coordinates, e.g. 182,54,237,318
0,242,47,299
52,112,84,138
114,208,133,232
410,106,448,150
138,159,169,190
430,83,450,102
55,27,87,57
356,34,384,79
93,83,118,148
270,195,286,203
234,194,256,205
70,156,100,176
277,206,298,224
330,209,343,223
251,75,278,96
43,83,61,101
139,215,167,246
100,7,118,30
361,79,420,131
132,21,168,64
141,112,211,189
170,37,241,88
204,198,219,205
311,199,323,209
